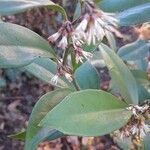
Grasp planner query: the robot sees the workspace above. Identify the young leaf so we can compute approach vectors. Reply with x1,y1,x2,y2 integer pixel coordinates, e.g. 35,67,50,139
0,0,67,20
40,89,131,136
99,0,150,12
118,39,150,61
9,130,26,141
24,58,70,88
99,44,138,104
25,89,72,150
75,61,100,89
117,3,150,26
0,22,55,68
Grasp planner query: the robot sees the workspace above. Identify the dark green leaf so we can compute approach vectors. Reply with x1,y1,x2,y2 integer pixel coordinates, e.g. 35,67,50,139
118,39,150,61
0,22,55,68
118,3,150,26
0,0,67,19
99,44,138,104
25,89,72,150
75,61,100,89
40,89,131,136
99,0,150,12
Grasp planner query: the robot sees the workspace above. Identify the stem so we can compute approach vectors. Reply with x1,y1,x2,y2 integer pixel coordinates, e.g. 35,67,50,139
62,48,70,66
72,76,80,91
78,137,83,149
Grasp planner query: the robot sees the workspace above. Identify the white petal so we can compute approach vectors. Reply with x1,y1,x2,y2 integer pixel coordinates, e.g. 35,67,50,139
51,75,59,85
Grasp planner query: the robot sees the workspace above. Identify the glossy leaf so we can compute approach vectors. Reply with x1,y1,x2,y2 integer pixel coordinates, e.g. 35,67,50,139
99,44,138,104
75,61,100,89
99,0,150,12
25,89,72,150
0,0,67,19
0,22,55,68
40,89,131,136
24,58,69,88
118,39,150,61
118,3,150,26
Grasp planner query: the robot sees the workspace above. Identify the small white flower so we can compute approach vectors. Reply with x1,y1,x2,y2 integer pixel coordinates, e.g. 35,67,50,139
48,32,61,43
65,73,72,82
140,123,150,139
74,46,92,63
82,51,93,60
130,125,138,135
76,15,89,32
130,122,150,139
72,32,84,47
75,1,122,45
58,36,68,50
51,74,59,85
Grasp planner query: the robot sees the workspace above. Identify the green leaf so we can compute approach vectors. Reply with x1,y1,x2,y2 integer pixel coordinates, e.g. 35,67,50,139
10,128,63,142
114,137,132,150
9,130,26,141
0,77,6,88
82,44,97,52
131,70,149,85
0,0,67,20
25,89,72,150
24,58,70,88
131,70,150,104
75,61,100,89
118,3,150,26
118,39,150,61
73,1,81,21
99,0,150,12
99,44,138,104
40,89,131,136
143,133,150,150
0,22,55,68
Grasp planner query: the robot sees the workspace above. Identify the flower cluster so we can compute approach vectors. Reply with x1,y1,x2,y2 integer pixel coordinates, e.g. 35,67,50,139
75,0,122,45
48,0,122,85
114,103,150,142
48,21,92,85
48,21,92,64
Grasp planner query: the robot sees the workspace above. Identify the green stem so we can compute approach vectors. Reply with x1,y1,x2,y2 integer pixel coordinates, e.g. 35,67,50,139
62,48,70,66
72,76,80,91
